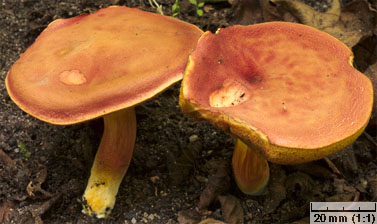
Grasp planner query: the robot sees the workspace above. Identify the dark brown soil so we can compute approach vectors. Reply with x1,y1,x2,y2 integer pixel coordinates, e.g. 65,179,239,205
1,1,376,224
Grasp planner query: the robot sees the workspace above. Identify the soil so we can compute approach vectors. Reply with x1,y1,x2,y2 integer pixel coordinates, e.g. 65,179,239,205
0,0,376,224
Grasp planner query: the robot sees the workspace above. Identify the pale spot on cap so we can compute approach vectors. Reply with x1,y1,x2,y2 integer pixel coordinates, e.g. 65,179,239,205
209,79,249,107
59,70,87,85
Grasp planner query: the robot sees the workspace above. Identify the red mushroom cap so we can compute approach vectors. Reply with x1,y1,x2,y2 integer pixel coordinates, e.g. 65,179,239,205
180,22,373,164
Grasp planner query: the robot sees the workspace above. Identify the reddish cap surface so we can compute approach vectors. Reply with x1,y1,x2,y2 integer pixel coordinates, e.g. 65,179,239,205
180,22,373,164
6,6,203,124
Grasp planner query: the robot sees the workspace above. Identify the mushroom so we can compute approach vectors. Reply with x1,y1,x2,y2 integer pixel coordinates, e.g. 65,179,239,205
5,6,202,218
179,22,373,194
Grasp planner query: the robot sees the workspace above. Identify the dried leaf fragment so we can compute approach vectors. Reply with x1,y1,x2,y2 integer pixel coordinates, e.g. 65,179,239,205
263,165,286,214
269,0,340,27
0,200,15,224
177,210,201,224
199,218,226,224
0,150,16,171
218,195,244,224
266,0,377,48
26,164,52,198
198,162,230,210
229,0,268,25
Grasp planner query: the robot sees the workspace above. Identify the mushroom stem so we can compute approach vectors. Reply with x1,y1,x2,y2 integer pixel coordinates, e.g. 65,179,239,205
82,108,136,218
232,139,269,195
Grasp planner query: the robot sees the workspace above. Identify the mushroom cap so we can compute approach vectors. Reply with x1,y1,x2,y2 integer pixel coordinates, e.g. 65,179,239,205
6,6,203,125
180,22,373,164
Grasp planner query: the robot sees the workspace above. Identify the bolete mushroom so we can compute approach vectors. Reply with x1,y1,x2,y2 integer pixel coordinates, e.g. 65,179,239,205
179,22,373,194
5,6,202,218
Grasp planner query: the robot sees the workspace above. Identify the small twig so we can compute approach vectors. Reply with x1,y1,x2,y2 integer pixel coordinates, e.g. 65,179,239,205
363,132,377,149
29,193,62,224
27,163,53,198
148,0,154,8
27,181,53,198
148,0,164,15
324,157,343,177
353,191,360,202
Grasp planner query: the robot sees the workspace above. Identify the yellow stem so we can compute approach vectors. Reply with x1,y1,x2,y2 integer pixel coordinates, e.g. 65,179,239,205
82,108,136,218
232,139,269,195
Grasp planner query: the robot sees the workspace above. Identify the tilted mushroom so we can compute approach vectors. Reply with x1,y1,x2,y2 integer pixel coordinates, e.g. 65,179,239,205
179,22,373,194
5,6,202,218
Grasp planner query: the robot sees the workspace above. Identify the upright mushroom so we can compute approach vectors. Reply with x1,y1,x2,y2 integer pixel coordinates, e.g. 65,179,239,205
180,22,373,194
5,6,202,218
